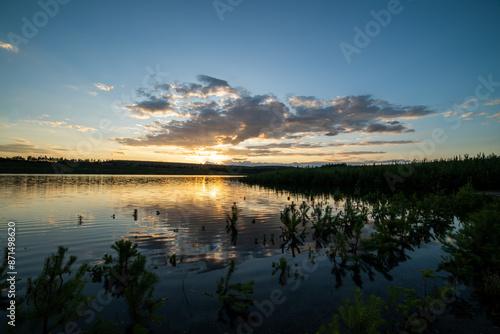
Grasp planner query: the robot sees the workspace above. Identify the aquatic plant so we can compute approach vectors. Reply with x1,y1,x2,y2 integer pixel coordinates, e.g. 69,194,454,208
271,256,291,286
123,252,166,331
225,202,239,246
439,199,500,283
279,202,308,256
216,260,255,327
21,246,92,334
90,240,166,331
169,253,177,266
478,269,500,325
225,202,238,229
317,288,385,334
310,203,338,248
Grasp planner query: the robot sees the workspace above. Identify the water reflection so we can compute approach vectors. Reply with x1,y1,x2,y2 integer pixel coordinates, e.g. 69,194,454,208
0,174,462,333
0,175,335,274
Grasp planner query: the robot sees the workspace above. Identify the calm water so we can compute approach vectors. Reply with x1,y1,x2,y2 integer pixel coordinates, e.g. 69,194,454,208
0,175,495,333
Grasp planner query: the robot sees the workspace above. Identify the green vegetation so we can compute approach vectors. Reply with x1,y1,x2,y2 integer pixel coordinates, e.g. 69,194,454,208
3,154,499,332
90,240,166,332
317,289,385,334
14,246,91,334
6,240,166,334
216,259,255,327
272,256,291,286
225,202,239,245
0,156,289,175
279,202,309,256
439,200,500,282
317,271,457,334
242,153,500,195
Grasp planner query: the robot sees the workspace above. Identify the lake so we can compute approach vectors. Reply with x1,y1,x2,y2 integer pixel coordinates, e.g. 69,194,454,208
0,175,495,333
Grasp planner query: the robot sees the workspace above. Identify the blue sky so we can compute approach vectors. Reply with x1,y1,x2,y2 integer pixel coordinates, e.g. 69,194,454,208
1,0,499,165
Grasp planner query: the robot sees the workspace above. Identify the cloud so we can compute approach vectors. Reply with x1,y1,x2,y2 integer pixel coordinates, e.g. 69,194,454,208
111,151,125,156
113,76,433,150
94,83,114,91
115,94,290,147
365,122,415,133
0,139,72,155
125,95,179,119
460,112,474,119
169,75,240,99
443,111,459,117
244,140,418,150
484,98,500,106
487,112,500,119
335,151,386,155
13,138,30,144
25,119,97,132
461,98,477,109
0,41,19,53
335,140,418,146
216,147,334,157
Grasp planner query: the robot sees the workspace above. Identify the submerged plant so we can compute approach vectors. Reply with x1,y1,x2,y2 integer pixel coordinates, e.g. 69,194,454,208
225,202,239,246
169,253,177,266
90,239,166,332
271,256,291,286
439,200,500,282
279,202,308,256
216,260,255,327
318,288,385,334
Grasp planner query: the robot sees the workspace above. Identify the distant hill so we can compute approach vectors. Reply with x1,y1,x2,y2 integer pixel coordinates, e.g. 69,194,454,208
0,157,290,175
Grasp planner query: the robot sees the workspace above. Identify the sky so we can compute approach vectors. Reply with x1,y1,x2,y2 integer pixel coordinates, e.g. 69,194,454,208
0,0,499,166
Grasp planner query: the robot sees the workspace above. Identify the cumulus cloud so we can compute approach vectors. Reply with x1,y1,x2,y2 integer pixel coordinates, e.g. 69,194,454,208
0,41,19,53
113,75,434,152
94,83,114,91
125,96,178,119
